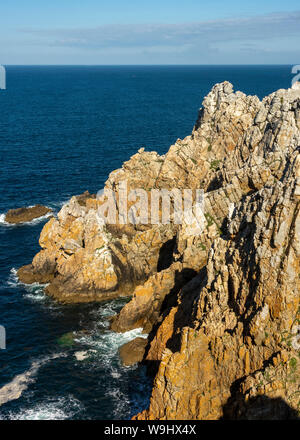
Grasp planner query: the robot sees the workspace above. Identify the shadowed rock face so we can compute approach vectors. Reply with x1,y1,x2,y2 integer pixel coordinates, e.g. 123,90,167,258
5,205,52,224
17,81,300,418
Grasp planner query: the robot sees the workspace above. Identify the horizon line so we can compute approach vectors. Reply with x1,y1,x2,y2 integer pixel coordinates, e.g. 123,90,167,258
2,63,295,67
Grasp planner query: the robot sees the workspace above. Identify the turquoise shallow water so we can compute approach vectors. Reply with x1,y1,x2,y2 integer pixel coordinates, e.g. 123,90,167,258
0,65,293,419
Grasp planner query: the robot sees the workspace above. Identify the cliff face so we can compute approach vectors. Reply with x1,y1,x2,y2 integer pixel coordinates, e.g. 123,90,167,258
18,82,300,418
133,83,300,420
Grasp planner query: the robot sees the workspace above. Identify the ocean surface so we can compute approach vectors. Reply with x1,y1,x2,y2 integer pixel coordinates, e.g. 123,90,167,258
0,65,293,419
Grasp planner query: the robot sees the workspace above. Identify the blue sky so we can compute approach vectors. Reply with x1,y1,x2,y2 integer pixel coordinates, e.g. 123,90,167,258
0,0,300,64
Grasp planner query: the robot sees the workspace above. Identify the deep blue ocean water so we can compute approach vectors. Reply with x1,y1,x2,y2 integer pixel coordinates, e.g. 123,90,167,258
0,65,293,419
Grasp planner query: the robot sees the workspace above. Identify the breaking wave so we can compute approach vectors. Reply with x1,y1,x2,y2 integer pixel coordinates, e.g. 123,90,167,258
0,396,82,420
6,267,47,302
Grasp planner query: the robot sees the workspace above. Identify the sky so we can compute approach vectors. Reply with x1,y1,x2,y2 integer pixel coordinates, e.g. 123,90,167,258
0,0,300,64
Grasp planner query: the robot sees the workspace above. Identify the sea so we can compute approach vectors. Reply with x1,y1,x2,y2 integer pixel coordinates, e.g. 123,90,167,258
0,65,293,419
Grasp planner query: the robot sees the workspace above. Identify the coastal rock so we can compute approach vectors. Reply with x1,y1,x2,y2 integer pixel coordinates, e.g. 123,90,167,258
5,204,52,224
18,81,300,418
134,83,300,420
18,190,175,302
75,190,96,206
119,337,148,366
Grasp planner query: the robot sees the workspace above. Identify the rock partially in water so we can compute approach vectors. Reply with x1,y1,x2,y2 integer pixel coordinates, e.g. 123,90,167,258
74,349,97,361
5,204,52,224
119,337,147,366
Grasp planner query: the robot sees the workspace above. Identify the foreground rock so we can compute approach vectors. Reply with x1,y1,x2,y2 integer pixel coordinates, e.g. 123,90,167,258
5,205,52,224
18,81,300,418
119,337,148,366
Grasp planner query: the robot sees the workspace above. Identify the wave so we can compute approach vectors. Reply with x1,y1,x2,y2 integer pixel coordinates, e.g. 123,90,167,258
106,387,131,419
90,297,130,322
6,267,22,288
0,213,8,225
0,353,66,407
74,326,147,373
0,396,82,420
48,199,69,210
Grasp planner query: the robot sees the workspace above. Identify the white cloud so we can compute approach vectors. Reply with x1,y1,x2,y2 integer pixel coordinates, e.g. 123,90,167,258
20,11,300,52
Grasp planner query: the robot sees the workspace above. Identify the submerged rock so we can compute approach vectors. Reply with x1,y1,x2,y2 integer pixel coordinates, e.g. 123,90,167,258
57,332,76,347
5,204,52,224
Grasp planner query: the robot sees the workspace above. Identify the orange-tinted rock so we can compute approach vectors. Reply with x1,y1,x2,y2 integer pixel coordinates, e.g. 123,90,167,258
16,82,300,418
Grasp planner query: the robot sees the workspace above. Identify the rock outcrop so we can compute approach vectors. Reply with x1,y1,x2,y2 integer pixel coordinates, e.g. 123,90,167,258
5,205,52,224
17,198,175,302
132,83,300,420
18,81,300,418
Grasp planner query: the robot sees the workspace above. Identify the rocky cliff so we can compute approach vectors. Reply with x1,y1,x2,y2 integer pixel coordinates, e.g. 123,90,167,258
18,82,300,419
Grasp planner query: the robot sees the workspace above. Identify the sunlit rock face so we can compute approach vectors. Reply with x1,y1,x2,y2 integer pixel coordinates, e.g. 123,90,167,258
18,82,300,419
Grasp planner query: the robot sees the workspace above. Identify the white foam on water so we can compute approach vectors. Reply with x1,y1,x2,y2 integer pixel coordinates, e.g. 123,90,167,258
104,365,152,419
74,326,148,388
51,199,70,209
106,388,131,418
110,368,121,379
0,213,8,225
75,327,147,363
0,396,82,420
0,353,66,407
89,297,130,328
6,267,48,302
6,267,19,288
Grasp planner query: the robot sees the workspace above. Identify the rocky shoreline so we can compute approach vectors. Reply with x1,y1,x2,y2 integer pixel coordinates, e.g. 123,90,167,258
18,82,300,419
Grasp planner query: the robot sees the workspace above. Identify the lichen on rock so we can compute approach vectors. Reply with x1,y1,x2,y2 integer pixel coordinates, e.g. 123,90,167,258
17,81,300,418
